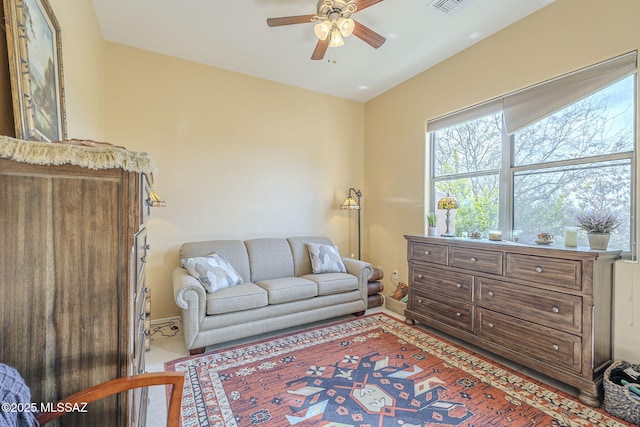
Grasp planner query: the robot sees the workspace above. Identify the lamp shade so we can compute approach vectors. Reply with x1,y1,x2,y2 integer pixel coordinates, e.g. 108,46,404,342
329,29,344,47
340,196,360,210
337,17,355,37
437,194,458,210
314,20,331,40
147,189,166,207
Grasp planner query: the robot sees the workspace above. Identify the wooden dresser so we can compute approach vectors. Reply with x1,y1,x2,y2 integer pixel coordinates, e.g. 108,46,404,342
0,157,153,426
404,235,620,407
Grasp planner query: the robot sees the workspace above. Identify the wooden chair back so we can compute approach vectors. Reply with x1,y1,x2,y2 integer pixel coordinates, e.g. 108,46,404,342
35,372,185,426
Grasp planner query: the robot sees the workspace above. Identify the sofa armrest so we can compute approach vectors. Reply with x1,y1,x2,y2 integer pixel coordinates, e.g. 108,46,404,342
342,258,373,299
173,267,206,309
173,267,208,349
343,258,374,280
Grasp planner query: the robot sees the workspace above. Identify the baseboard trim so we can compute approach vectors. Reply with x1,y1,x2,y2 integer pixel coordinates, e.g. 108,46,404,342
150,315,182,326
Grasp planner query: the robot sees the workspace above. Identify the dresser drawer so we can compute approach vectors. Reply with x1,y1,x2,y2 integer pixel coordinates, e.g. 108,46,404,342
411,292,473,332
133,295,146,358
134,283,148,327
132,308,148,375
476,277,582,334
412,264,473,303
450,247,502,275
476,309,581,372
409,241,448,266
141,173,152,226
135,228,149,281
506,254,581,290
133,276,149,356
132,336,147,426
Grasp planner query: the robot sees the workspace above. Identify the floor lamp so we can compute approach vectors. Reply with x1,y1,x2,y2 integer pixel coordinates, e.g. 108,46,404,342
340,188,362,260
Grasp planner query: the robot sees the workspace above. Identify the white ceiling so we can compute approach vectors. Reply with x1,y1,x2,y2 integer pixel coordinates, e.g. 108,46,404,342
91,0,555,102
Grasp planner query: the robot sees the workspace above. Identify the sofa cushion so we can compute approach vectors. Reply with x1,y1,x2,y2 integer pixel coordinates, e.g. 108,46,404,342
302,272,358,296
245,238,295,282
255,277,317,304
288,236,335,277
181,252,244,293
307,242,347,274
206,282,268,315
180,240,250,281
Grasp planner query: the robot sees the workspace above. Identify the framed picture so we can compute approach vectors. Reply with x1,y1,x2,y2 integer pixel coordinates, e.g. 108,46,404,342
3,0,66,142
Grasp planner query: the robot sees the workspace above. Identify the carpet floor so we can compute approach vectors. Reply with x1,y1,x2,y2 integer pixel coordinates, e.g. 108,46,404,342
165,313,631,426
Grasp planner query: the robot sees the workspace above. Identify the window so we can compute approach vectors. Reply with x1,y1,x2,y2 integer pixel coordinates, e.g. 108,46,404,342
428,53,637,255
431,111,502,233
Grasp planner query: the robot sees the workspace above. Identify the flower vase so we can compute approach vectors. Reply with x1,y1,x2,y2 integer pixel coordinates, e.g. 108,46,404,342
428,226,438,237
587,232,610,250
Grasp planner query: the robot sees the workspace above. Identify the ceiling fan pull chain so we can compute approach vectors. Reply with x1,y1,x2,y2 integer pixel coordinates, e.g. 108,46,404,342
329,47,338,64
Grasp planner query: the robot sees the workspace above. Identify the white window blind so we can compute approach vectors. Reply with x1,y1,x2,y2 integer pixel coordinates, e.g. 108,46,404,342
426,51,637,135
426,100,501,132
502,51,637,134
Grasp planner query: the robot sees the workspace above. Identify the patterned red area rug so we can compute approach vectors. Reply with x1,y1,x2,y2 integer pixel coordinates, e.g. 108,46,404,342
165,314,630,426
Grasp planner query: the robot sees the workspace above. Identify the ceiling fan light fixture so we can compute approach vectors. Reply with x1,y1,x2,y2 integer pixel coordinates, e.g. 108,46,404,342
266,0,386,60
314,20,332,40
329,29,344,47
337,17,355,37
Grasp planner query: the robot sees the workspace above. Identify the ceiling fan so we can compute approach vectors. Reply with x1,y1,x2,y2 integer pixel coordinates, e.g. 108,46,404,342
267,0,386,60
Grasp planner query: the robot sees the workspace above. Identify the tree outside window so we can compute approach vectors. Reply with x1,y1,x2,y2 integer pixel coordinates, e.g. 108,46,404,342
430,75,635,254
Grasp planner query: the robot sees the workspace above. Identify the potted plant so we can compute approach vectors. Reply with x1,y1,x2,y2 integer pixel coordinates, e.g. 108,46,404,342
427,212,437,237
576,211,621,250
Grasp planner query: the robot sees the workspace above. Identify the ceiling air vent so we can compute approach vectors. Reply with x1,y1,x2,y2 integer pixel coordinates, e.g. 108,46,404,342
430,0,471,14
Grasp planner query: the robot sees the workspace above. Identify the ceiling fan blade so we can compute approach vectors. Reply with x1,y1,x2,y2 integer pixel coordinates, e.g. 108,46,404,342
353,0,383,12
311,38,329,60
267,14,316,27
352,20,386,48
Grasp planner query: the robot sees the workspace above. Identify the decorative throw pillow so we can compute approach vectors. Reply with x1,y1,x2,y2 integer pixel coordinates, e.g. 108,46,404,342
181,252,244,293
307,242,347,274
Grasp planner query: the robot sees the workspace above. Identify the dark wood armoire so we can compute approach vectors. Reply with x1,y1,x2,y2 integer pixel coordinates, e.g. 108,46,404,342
0,138,156,426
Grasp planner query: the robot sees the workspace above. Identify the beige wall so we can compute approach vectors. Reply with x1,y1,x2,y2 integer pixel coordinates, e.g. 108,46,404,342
364,0,640,363
104,43,365,320
49,0,105,140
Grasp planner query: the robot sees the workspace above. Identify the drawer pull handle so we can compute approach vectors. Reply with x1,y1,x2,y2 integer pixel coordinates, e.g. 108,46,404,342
552,344,559,351
424,250,430,255
418,299,424,304
470,257,477,262
417,274,423,279
455,312,462,317
456,283,462,288
488,323,494,328
488,291,494,297
552,306,559,313
535,266,543,273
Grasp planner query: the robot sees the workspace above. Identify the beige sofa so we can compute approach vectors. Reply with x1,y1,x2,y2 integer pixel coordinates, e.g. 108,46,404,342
173,236,373,354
